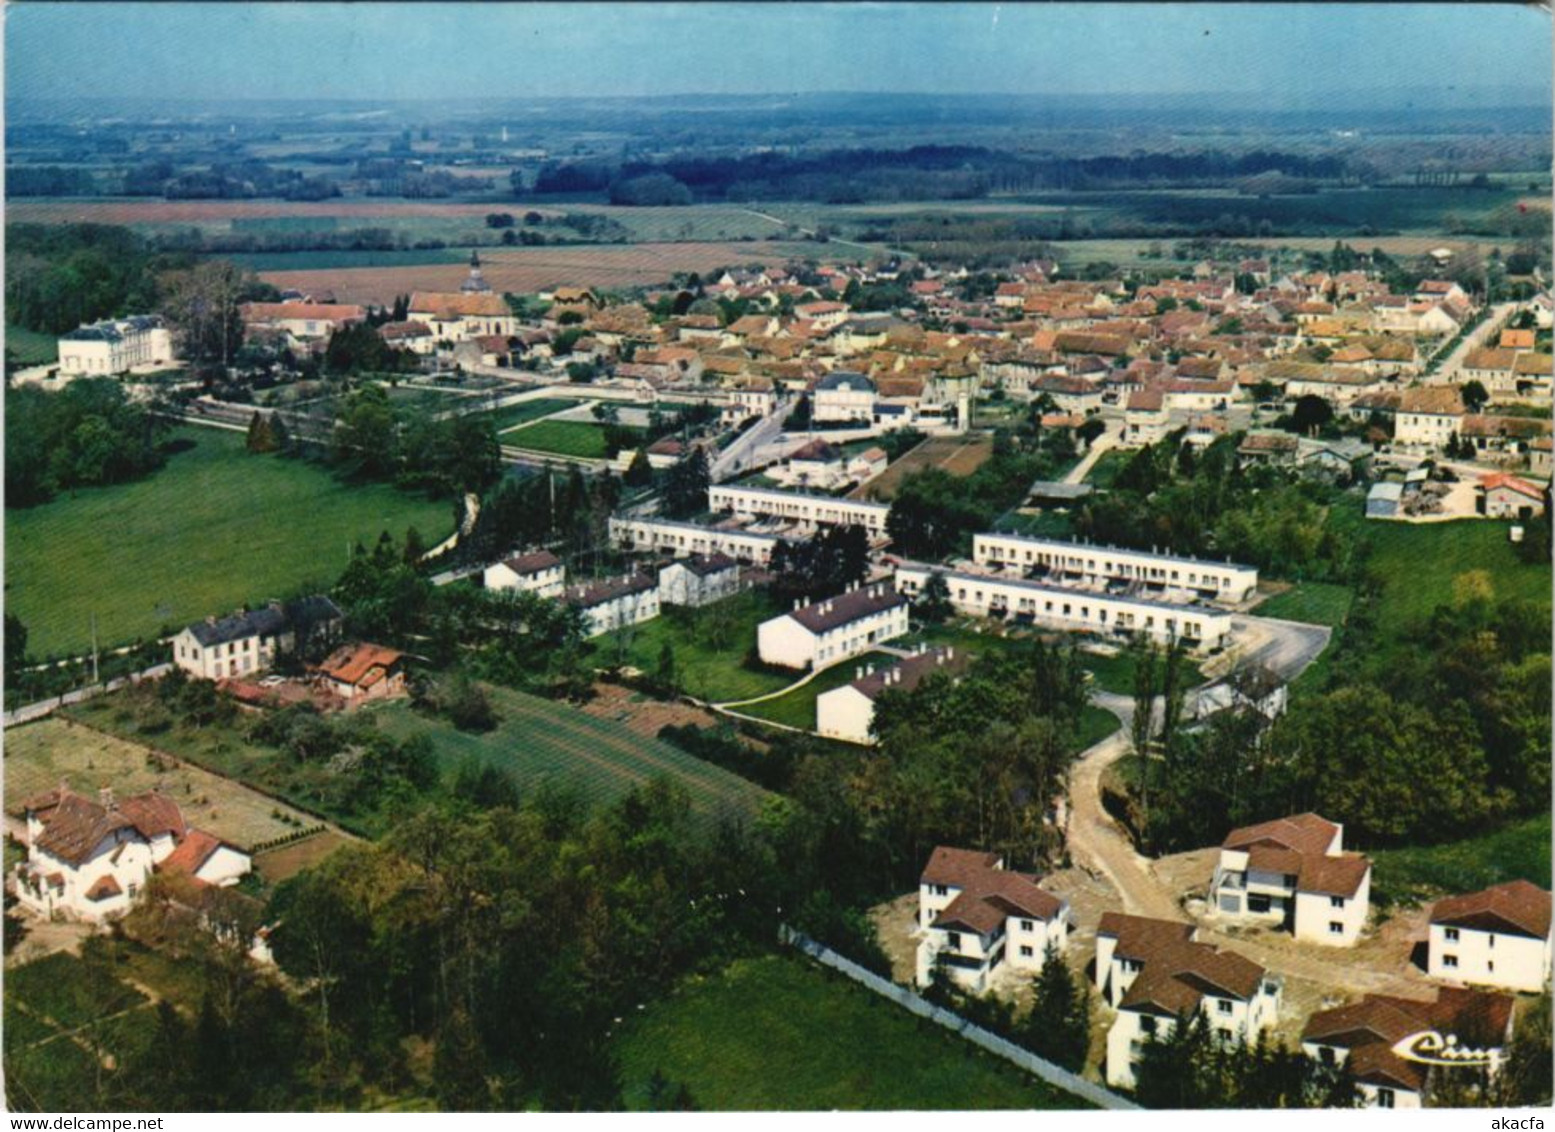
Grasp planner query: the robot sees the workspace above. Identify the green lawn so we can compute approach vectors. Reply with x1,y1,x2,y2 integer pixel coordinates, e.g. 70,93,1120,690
6,953,147,1030
1075,646,1205,697
5,324,57,365
737,651,899,728
615,954,1088,1111
1082,448,1134,490
503,419,630,458
1076,703,1123,749
6,428,454,657
1372,812,1552,907
1253,582,1355,628
604,590,796,704
483,397,583,433
367,682,768,822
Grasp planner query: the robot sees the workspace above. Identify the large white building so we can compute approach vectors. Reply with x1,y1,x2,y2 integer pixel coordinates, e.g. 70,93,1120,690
12,786,250,923
816,646,965,745
1207,813,1372,947
1394,386,1466,449
239,302,366,347
484,550,566,599
1301,987,1516,1109
57,316,175,375
893,564,1233,652
1095,912,1281,1091
171,595,343,681
813,371,877,422
757,584,909,670
1426,880,1552,993
608,515,789,565
657,554,740,607
914,846,1071,993
407,291,518,342
971,533,1258,605
707,484,891,536
565,573,660,639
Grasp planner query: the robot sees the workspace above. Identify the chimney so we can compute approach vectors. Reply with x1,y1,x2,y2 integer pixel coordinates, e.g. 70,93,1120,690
947,646,955,660
794,598,801,611
99,786,115,811
205,615,218,627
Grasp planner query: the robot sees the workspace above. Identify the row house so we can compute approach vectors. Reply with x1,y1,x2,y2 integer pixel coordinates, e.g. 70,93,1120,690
892,563,1234,652
816,646,966,745
971,533,1258,604
607,516,788,565
565,573,660,639
1460,348,1520,397
1208,813,1373,946
1428,880,1552,993
483,549,566,599
1096,913,1281,1090
757,583,909,670
707,484,892,536
915,847,1071,993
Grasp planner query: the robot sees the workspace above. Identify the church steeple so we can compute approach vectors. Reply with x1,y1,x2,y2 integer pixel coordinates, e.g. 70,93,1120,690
461,249,491,293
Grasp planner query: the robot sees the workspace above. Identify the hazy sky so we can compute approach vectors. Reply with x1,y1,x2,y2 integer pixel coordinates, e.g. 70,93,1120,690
7,2,1551,104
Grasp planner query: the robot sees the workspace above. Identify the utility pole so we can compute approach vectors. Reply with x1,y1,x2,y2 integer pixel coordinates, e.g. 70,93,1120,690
90,613,99,685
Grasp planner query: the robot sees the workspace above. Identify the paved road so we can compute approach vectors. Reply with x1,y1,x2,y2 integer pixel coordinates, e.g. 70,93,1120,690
1428,301,1516,384
1219,615,1332,683
712,401,791,482
1062,426,1122,486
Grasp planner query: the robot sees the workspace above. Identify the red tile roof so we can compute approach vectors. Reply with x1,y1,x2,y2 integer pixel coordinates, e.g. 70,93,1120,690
1431,880,1552,940
318,643,405,689
921,846,1063,934
159,828,223,881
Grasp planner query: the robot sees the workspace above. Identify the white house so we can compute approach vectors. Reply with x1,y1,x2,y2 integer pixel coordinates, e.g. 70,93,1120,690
171,595,343,681
1124,390,1169,446
778,439,846,490
723,378,778,425
892,563,1233,653
57,316,175,375
1478,474,1547,521
407,291,518,342
816,646,964,744
239,302,366,347
657,553,740,607
813,370,877,422
484,549,566,599
565,573,660,639
1427,880,1552,993
707,484,892,536
914,846,1071,993
12,786,250,923
1207,813,1373,946
608,515,788,565
971,533,1258,604
1301,986,1516,1109
1096,912,1281,1090
1394,387,1466,449
757,583,910,670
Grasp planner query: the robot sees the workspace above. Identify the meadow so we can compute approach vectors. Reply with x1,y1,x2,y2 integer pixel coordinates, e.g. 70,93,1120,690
615,954,1087,1111
734,650,900,729
502,419,623,458
602,590,795,704
5,428,453,657
5,324,58,365
1372,812,1551,906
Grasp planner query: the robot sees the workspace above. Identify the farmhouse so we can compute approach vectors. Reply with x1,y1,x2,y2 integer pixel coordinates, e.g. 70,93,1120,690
816,646,966,744
893,564,1233,652
1095,912,1281,1090
1477,473,1547,520
914,846,1071,993
1207,813,1372,946
315,642,408,703
656,553,740,607
757,584,909,670
1426,880,1552,993
1394,386,1465,449
707,484,892,536
1301,987,1515,1109
608,515,788,565
484,549,567,598
171,595,343,681
57,315,175,375
971,533,1258,604
12,786,250,923
565,573,660,639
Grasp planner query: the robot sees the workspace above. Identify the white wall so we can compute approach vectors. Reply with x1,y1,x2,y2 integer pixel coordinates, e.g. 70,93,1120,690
1428,923,1551,992
1293,870,1369,947
484,561,566,599
816,683,876,744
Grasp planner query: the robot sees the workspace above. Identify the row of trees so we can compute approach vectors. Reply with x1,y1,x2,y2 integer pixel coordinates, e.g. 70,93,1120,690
329,385,502,497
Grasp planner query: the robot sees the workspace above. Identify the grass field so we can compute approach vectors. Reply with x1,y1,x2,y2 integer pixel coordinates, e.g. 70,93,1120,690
735,651,899,728
1253,582,1355,628
1372,812,1552,906
616,954,1087,1111
367,682,767,822
254,829,356,884
1358,518,1551,628
605,590,795,704
482,397,584,433
5,324,58,365
4,718,318,850
502,419,623,458
1075,646,1207,697
6,428,453,657
1082,449,1134,490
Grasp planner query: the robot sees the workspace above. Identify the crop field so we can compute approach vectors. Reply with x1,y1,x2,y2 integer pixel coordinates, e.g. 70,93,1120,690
855,435,993,501
5,324,58,365
735,651,899,729
367,683,768,822
615,954,1087,1111
502,419,622,458
4,718,317,850
6,428,453,657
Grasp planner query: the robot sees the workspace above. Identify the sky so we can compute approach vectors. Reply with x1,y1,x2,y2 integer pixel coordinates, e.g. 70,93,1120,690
6,2,1552,105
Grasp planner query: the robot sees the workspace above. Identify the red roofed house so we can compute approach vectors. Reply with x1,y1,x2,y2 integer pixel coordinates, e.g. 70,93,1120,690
1477,473,1548,521
1427,880,1552,993
914,845,1071,992
240,302,366,347
1208,813,1373,946
316,642,409,702
1302,986,1516,1108
12,785,249,923
1097,912,1281,1089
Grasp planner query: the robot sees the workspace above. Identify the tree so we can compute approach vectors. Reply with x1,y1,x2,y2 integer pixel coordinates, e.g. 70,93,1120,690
1289,394,1334,436
1498,991,1552,1106
660,449,710,520
653,641,679,696
915,570,953,623
1021,944,1090,1070
623,447,653,487
1461,379,1490,413
161,259,257,371
245,410,277,454
332,384,399,480
4,613,28,688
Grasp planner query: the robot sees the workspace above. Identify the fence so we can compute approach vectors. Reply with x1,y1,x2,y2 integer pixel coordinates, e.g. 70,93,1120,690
778,925,1139,1112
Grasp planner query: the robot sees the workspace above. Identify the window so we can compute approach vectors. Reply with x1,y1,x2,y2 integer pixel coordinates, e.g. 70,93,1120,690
1140,1016,1157,1036
1443,954,1458,968
1376,1089,1395,1109
1488,934,1495,949
1248,894,1271,914
1488,961,1495,973
1284,873,1298,888
1020,919,1034,932
1329,922,1344,935
1317,1046,1334,1065
1217,999,1233,1015
1330,896,1345,909
127,883,139,899
1020,946,1033,958
947,932,962,951
1445,927,1460,942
